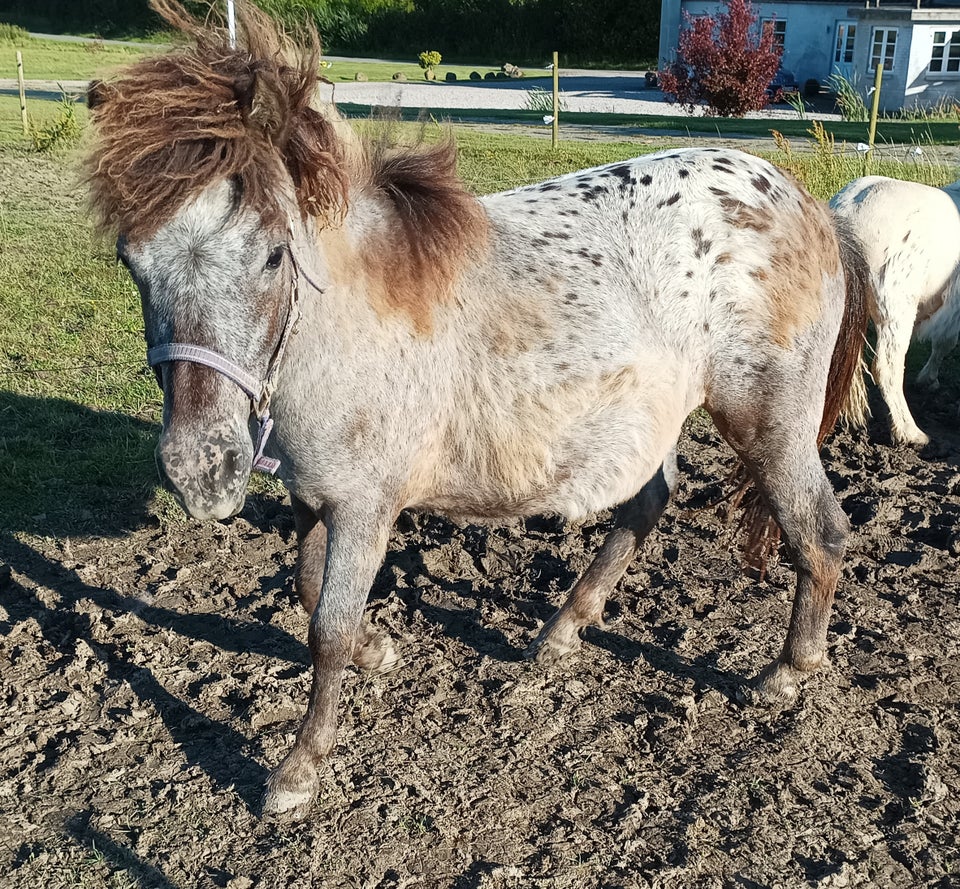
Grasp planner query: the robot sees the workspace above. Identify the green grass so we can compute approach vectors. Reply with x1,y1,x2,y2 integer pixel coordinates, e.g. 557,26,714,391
0,35,514,85
1,99,957,535
0,35,153,81
5,35,960,150
340,101,960,147
321,59,522,84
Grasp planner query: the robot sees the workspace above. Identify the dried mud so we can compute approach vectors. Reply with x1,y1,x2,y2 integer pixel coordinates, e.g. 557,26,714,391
2,391,959,889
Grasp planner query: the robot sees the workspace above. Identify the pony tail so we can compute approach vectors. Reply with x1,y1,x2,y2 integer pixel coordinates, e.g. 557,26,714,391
831,214,872,432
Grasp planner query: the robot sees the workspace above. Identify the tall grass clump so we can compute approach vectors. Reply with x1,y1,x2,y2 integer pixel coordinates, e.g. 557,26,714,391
0,22,29,42
891,97,960,123
30,91,82,152
772,121,955,200
524,86,567,114
828,71,868,123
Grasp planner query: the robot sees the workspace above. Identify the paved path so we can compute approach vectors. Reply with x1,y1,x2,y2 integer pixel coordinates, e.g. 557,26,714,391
0,73,834,120
4,73,957,164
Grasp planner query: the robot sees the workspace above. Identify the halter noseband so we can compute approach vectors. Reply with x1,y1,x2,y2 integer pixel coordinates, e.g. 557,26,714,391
146,246,317,475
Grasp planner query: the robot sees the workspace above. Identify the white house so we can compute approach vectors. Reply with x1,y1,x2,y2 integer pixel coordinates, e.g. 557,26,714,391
658,0,960,111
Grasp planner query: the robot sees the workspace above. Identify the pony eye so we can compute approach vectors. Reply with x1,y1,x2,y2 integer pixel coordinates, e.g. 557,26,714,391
265,246,285,270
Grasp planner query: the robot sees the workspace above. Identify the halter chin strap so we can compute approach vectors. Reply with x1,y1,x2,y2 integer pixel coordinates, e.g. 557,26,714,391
146,245,318,476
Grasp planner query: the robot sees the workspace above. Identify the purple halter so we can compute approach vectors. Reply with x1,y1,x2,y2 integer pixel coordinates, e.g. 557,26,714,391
147,247,316,475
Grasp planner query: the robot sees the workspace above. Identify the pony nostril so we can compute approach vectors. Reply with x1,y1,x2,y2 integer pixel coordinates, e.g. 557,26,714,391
223,447,242,478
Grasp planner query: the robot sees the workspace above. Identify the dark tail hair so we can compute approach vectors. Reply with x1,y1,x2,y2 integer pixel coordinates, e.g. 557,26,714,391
738,213,871,573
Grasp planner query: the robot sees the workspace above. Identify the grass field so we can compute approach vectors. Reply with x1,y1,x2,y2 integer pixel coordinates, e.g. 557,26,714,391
1,93,958,532
0,35,151,81
0,34,513,85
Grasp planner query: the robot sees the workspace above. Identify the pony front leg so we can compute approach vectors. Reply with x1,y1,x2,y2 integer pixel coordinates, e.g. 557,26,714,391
292,495,398,672
262,507,393,820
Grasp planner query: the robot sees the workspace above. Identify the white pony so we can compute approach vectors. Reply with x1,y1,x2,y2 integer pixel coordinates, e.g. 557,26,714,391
830,176,960,445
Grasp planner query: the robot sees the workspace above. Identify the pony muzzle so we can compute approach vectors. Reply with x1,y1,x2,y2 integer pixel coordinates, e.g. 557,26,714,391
156,425,252,521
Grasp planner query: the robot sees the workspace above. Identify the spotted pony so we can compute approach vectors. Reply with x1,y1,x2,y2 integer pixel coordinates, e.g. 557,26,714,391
86,0,870,820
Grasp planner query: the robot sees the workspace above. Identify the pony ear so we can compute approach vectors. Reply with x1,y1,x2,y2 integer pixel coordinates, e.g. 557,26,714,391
234,68,286,141
231,70,257,116
87,79,107,110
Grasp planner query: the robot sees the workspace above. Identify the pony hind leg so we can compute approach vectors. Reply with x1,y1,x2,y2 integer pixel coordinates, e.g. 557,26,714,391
526,449,678,664
915,332,958,391
717,420,850,703
292,494,397,672
873,314,929,445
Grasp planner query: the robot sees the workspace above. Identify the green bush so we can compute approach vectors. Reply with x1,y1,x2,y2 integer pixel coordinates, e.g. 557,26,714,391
30,92,82,152
418,49,442,69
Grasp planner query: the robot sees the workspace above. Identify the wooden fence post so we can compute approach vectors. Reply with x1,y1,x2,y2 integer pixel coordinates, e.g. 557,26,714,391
16,50,28,135
552,51,559,149
868,62,883,150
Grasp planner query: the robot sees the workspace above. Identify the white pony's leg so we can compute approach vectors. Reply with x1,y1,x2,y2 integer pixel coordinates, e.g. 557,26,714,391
916,334,957,390
873,315,929,445
525,448,679,664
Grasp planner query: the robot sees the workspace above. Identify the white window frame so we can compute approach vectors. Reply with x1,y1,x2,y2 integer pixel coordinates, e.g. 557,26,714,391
834,21,856,65
870,27,897,72
929,28,960,74
762,18,787,49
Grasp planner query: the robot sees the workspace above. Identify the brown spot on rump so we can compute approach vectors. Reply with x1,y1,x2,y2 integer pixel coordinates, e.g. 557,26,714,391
658,193,681,208
902,230,911,243
86,0,349,240
762,190,840,347
719,195,773,233
751,174,771,193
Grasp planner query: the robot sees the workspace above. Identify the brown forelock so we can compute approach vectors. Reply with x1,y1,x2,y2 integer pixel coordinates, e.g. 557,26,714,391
85,0,348,240
359,138,489,331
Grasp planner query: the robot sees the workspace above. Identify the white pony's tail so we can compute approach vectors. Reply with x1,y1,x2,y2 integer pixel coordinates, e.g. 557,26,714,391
833,212,873,432
841,351,871,429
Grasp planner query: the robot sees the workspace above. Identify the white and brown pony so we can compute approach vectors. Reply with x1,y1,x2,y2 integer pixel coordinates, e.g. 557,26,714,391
831,175,960,445
87,0,869,820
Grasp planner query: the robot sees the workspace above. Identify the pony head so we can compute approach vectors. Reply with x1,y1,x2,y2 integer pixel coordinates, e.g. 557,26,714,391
86,0,348,519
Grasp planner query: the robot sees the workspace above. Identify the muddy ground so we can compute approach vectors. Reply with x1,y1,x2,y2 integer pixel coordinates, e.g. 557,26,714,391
1,383,959,888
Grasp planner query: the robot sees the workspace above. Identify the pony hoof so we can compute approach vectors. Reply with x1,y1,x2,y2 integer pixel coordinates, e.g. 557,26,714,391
744,662,801,707
525,619,583,665
353,634,400,673
893,428,930,447
261,759,320,821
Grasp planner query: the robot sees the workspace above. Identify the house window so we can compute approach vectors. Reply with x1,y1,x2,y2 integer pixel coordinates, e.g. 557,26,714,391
930,29,960,73
870,28,897,71
834,22,856,65
762,18,786,49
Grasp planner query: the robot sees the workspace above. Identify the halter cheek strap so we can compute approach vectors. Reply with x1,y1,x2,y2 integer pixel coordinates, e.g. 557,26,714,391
146,245,320,476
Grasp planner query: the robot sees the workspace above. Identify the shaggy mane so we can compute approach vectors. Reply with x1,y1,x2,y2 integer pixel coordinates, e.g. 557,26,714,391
86,0,487,299
87,0,348,239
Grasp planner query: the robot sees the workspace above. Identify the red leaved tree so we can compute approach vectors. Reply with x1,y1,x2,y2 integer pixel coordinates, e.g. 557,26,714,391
659,0,783,117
